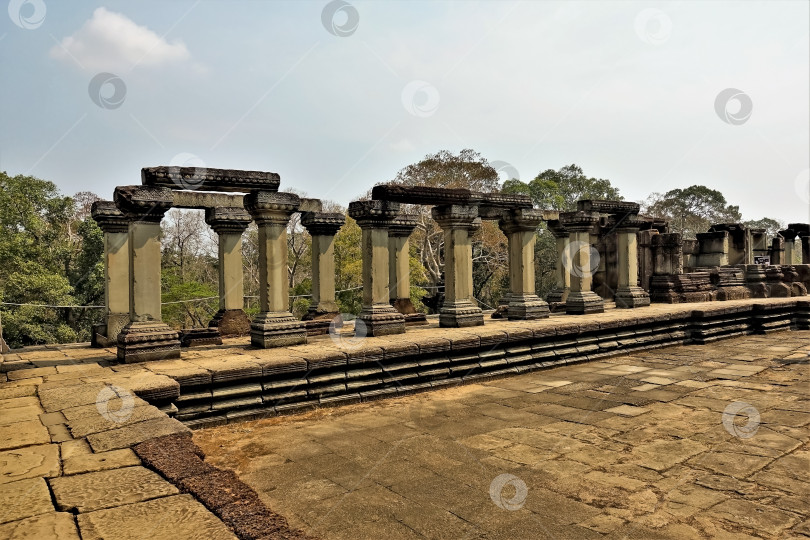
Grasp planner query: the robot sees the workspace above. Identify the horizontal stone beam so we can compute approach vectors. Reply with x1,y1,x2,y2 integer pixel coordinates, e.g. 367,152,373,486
371,184,532,209
173,192,244,209
142,166,280,193
576,200,640,215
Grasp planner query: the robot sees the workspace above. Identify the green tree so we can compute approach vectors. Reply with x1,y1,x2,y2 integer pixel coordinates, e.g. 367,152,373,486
643,185,742,239
502,164,622,210
743,217,784,239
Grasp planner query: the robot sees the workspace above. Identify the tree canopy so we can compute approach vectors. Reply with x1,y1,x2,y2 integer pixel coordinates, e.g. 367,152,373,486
643,185,742,239
502,164,622,210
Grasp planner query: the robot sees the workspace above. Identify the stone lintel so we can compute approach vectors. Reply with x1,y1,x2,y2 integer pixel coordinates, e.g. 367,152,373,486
244,192,300,224
204,207,252,234
301,212,345,236
114,186,174,222
388,214,419,237
142,166,280,193
576,200,640,215
172,192,244,209
91,201,129,233
371,184,532,209
348,200,401,227
299,198,323,213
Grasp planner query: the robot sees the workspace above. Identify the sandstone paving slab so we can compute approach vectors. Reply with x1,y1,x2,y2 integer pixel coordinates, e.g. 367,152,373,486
63,448,141,476
706,498,800,537
86,416,190,452
38,383,109,412
50,465,178,513
0,385,37,401
0,395,40,410
6,366,57,380
0,419,50,451
60,438,91,460
0,477,54,524
77,494,237,540
67,404,165,438
0,443,60,483
689,451,773,478
0,405,44,426
0,511,80,539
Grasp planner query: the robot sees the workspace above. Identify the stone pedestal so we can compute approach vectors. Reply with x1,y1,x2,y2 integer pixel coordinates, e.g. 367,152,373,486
301,212,346,334
205,207,253,336
388,215,427,325
498,209,549,319
245,192,307,348
113,186,181,363
91,201,131,347
780,230,798,264
545,220,570,312
696,231,729,267
560,212,604,315
744,264,769,298
432,205,485,327
612,216,650,309
349,201,406,336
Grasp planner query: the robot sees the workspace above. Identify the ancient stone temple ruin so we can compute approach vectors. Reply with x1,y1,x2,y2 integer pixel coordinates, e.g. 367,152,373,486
89,166,810,363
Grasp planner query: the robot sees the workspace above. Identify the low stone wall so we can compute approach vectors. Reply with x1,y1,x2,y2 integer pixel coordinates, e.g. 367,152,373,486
160,299,810,429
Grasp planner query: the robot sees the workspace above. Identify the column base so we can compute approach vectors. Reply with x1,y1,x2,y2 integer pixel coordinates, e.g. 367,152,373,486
208,309,251,336
116,322,181,363
440,300,484,328
180,328,223,347
303,310,342,336
358,304,406,337
508,294,550,320
391,298,428,325
546,287,569,312
614,286,651,309
565,291,605,315
250,312,307,348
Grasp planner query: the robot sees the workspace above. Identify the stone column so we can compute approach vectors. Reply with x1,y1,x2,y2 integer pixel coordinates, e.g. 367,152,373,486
90,201,130,346
612,216,651,309
388,215,427,325
802,234,810,265
545,220,570,311
113,186,180,363
301,212,345,331
769,236,784,266
244,192,307,348
696,231,729,266
431,205,485,327
781,230,797,264
204,207,252,336
348,200,406,336
560,211,604,314
498,208,549,320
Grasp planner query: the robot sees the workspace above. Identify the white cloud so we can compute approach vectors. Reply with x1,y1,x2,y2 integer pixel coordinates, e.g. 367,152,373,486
50,7,190,71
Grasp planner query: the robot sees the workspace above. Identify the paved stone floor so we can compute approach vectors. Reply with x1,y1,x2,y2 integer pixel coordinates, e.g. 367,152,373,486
195,331,810,540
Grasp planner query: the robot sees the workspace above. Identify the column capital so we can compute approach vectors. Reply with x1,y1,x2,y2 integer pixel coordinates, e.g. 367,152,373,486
498,208,543,234
244,191,300,225
545,219,568,239
301,212,345,236
204,207,252,235
91,200,129,233
431,204,480,231
388,214,420,238
607,214,647,233
559,211,599,232
348,200,400,228
113,186,174,223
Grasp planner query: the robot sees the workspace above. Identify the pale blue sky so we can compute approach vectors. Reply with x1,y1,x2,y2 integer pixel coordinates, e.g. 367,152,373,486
2,1,808,223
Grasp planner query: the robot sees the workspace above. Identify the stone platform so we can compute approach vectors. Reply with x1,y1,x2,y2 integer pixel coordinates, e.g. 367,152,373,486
0,297,808,538
196,330,810,539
